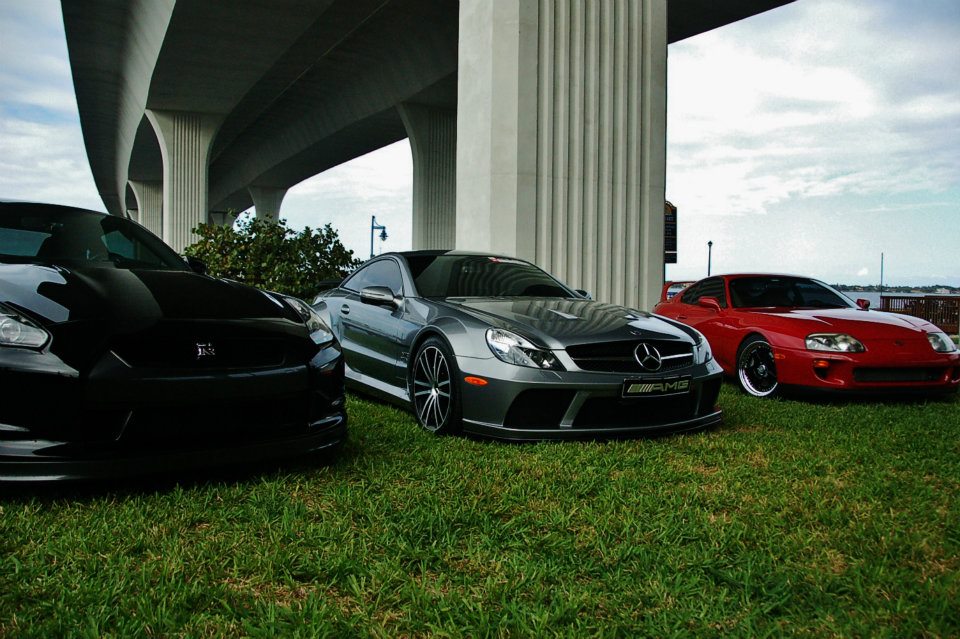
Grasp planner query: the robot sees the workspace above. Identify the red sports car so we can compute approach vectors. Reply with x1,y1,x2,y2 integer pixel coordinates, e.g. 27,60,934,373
653,274,960,397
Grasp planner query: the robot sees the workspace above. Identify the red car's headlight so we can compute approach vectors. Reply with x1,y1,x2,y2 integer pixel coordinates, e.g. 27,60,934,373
927,332,957,353
805,333,866,353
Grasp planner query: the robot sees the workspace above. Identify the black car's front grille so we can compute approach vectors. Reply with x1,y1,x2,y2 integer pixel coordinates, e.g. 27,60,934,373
111,337,286,370
566,340,694,373
118,394,312,448
853,367,947,383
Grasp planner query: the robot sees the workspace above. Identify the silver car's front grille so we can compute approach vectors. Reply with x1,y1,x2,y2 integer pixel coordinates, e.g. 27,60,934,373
566,340,694,373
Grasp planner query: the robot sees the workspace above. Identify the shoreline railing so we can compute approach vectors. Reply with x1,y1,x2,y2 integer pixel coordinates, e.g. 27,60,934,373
880,296,959,334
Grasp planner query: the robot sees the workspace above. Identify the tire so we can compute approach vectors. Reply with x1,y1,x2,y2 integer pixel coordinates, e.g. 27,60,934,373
410,337,462,434
736,335,780,398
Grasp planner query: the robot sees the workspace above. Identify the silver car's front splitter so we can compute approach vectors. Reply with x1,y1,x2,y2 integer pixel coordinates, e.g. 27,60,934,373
463,409,722,441
455,355,724,440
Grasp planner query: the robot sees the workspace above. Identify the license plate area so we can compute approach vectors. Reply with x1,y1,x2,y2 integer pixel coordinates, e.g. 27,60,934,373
622,376,692,398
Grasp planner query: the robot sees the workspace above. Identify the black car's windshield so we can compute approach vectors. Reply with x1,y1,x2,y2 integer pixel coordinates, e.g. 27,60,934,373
407,254,574,298
729,276,854,309
0,204,187,270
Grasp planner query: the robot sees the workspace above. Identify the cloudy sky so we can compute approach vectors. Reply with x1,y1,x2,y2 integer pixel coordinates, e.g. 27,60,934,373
1,0,957,287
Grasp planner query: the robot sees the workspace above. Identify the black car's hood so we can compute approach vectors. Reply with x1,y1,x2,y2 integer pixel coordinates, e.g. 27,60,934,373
0,263,293,328
440,297,697,348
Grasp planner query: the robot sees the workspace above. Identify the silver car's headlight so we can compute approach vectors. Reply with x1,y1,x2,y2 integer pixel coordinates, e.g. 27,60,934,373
485,328,564,371
805,333,866,353
927,331,957,353
0,303,49,348
692,331,713,364
282,296,335,346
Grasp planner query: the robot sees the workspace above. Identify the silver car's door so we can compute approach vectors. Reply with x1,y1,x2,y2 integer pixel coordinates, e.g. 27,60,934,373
336,258,406,385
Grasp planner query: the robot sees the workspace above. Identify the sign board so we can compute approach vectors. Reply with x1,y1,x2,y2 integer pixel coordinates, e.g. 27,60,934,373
664,201,677,264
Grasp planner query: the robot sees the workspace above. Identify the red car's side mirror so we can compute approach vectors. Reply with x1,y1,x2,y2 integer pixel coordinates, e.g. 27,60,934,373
698,296,723,312
856,298,870,310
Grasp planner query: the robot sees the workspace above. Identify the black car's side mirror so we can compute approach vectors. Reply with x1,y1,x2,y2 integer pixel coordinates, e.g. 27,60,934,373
575,289,592,300
856,298,870,310
185,256,207,275
698,296,723,312
360,286,400,309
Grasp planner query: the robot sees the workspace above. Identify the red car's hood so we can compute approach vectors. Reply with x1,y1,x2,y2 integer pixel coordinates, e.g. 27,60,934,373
752,307,934,339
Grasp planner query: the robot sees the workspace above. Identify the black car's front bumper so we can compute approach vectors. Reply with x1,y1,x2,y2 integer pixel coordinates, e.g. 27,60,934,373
0,344,347,482
0,415,346,482
456,356,724,441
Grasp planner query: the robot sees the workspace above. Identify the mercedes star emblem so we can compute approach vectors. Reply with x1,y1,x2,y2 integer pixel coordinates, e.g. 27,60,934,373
634,343,663,372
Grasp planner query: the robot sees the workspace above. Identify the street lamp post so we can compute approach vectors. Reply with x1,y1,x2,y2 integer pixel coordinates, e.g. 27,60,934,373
370,215,388,258
707,240,713,276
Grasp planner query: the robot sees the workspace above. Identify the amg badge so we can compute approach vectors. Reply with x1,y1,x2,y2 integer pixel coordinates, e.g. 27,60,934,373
623,379,690,396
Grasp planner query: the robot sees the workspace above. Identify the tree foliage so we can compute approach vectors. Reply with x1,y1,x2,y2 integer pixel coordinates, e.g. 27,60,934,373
184,214,360,300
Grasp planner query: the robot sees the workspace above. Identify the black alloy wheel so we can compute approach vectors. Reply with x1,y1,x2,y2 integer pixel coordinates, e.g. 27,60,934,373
411,337,462,434
736,335,780,398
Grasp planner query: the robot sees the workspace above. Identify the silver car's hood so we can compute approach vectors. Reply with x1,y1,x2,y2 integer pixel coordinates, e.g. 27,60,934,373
438,297,696,349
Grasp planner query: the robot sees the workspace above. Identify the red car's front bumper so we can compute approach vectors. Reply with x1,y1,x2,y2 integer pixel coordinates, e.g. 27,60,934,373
772,344,960,393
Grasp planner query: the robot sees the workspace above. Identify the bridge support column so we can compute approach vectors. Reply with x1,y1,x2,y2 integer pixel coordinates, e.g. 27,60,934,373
455,0,667,309
146,109,222,252
128,180,163,236
247,185,287,223
208,211,237,227
399,103,457,250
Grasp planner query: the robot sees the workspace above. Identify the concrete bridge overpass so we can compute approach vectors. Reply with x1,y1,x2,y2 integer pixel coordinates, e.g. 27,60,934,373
62,0,792,308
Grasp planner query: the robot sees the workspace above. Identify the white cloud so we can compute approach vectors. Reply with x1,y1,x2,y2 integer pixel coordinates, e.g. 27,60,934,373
668,0,960,219
857,267,869,277
0,118,101,210
274,140,413,260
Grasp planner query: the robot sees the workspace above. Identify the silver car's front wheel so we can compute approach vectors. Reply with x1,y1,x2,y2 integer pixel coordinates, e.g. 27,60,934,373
411,337,461,434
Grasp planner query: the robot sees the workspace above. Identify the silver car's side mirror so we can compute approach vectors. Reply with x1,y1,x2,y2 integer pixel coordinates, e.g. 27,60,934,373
575,289,592,300
360,286,400,309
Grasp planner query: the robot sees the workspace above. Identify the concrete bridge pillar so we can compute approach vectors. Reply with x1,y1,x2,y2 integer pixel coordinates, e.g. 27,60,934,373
247,185,287,223
146,109,222,252
455,0,667,309
127,180,163,236
208,211,237,227
399,103,457,250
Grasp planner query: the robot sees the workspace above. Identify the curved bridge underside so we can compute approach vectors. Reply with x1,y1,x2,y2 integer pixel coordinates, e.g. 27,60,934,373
65,0,789,217
62,0,792,306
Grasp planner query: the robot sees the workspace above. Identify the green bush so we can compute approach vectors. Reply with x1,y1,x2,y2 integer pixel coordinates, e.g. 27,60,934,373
185,213,360,300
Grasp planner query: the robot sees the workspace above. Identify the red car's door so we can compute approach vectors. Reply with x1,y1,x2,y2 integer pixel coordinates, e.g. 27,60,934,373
673,277,738,370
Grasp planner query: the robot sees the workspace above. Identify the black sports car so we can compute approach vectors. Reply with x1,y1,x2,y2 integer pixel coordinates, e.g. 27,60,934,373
313,251,723,440
0,201,346,481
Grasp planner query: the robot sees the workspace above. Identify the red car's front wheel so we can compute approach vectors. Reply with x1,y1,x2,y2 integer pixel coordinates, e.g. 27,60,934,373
737,335,780,398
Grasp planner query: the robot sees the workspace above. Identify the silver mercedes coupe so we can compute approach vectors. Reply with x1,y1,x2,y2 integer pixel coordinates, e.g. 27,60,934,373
313,251,722,440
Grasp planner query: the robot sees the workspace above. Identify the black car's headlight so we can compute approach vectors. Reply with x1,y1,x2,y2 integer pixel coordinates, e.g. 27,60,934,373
692,331,713,364
282,296,335,346
0,303,49,349
485,328,564,371
805,333,866,353
927,331,957,353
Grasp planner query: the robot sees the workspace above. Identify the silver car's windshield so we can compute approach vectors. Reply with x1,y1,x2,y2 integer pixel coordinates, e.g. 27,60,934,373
407,254,574,298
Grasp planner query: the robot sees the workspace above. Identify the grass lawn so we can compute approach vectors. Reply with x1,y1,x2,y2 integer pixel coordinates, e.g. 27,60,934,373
2,385,958,637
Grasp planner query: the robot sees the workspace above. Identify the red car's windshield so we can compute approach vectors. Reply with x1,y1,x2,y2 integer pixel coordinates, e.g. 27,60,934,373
729,277,854,309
